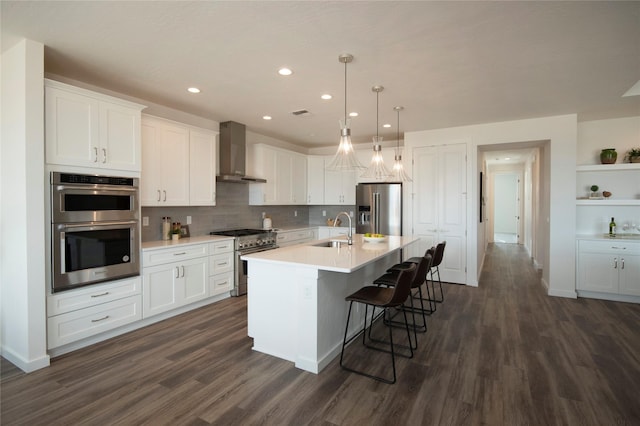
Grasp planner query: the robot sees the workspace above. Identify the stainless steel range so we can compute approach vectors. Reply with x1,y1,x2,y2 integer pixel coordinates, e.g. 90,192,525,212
209,229,277,296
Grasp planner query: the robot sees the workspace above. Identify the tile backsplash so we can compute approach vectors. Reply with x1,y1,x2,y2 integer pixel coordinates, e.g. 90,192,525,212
141,182,312,241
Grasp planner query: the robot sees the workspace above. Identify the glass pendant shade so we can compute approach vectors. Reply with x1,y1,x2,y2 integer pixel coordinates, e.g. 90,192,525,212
326,119,364,171
361,136,391,179
326,53,365,171
388,147,412,182
387,106,412,182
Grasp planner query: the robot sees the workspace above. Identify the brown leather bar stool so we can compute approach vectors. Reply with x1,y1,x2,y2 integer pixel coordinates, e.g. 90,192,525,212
339,264,416,384
387,246,437,314
373,253,433,348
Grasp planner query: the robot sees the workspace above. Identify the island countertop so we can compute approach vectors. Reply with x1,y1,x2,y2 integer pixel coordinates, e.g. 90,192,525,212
241,234,419,273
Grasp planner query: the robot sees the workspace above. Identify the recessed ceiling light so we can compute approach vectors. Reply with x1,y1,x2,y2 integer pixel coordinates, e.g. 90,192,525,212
383,123,391,128
278,68,293,76
321,94,332,100
187,87,200,93
263,115,272,120
349,112,358,117
504,157,511,160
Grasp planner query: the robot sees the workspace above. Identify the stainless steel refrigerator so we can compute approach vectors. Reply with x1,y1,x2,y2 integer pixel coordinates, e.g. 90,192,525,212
355,183,402,236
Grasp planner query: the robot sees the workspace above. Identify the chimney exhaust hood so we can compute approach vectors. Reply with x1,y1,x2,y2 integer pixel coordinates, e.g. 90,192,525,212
216,121,266,184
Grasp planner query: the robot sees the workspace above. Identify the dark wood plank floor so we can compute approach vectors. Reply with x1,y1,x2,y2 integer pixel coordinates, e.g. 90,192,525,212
3,243,640,425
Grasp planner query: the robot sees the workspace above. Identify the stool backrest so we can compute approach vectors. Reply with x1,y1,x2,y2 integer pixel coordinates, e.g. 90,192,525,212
386,263,416,307
432,241,446,268
412,253,433,288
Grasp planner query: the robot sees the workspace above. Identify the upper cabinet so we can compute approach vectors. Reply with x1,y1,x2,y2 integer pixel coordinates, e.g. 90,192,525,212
141,115,217,207
248,144,307,205
324,157,356,205
306,155,325,205
45,79,145,172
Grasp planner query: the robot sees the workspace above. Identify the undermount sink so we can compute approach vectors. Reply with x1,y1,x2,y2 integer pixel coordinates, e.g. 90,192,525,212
312,239,348,248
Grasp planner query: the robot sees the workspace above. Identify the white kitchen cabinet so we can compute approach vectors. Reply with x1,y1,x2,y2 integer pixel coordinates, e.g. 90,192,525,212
142,244,209,318
45,79,145,172
141,115,217,206
307,156,325,204
411,144,467,284
189,129,217,206
291,153,307,204
577,239,640,297
209,239,234,296
47,276,142,349
276,228,318,247
317,226,353,239
249,144,307,205
141,116,190,206
324,156,356,205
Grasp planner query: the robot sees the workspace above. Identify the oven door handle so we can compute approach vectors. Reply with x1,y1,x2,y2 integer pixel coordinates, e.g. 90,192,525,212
239,246,278,256
57,220,138,229
54,184,139,193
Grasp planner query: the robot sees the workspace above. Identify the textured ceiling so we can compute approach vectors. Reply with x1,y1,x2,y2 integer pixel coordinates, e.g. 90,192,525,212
2,1,640,148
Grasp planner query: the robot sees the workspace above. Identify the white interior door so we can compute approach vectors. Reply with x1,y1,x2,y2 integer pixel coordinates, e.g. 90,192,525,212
412,144,467,284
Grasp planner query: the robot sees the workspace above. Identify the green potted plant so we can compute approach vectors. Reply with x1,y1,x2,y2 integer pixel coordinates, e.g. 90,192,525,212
624,147,640,163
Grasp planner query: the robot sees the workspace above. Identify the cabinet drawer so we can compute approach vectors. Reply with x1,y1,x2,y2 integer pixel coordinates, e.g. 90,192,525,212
143,243,208,267
210,252,234,275
48,295,142,349
209,239,234,254
47,276,141,316
579,240,640,254
210,271,233,296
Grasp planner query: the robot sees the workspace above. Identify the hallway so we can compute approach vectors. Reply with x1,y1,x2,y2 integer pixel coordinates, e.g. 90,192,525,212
2,244,640,425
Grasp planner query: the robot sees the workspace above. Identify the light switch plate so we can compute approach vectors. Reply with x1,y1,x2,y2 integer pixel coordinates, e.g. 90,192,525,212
142,216,149,226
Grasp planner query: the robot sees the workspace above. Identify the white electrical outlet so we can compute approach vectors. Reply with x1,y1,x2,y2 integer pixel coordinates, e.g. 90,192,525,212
186,216,192,225
142,216,149,226
294,210,298,217
322,210,326,217
349,211,354,217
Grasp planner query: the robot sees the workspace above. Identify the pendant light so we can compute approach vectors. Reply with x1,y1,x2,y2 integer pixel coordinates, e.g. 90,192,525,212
388,106,412,182
326,54,365,171
360,85,392,179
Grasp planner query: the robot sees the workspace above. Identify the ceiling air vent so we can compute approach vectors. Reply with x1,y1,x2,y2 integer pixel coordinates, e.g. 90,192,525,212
291,109,311,117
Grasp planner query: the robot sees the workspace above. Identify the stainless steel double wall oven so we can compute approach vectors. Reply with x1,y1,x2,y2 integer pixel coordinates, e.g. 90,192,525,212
50,172,140,292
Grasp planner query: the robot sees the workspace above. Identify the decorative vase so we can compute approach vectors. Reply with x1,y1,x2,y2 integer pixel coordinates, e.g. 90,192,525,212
172,233,180,241
600,148,617,164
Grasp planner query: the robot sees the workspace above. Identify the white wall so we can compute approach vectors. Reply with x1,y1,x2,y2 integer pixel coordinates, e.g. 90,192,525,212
1,39,50,371
577,116,640,165
405,115,577,298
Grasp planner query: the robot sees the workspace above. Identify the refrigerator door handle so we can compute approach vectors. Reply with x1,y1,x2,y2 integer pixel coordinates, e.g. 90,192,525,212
373,192,381,234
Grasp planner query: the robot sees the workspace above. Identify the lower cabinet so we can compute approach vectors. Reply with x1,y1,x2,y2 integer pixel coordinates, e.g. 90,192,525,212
577,239,640,298
276,228,318,247
142,256,209,318
209,240,234,296
47,276,142,349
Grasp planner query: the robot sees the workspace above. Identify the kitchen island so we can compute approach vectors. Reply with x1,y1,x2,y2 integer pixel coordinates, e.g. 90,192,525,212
242,234,419,373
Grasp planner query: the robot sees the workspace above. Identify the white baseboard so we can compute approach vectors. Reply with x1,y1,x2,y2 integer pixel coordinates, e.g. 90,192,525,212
548,287,578,299
1,347,50,373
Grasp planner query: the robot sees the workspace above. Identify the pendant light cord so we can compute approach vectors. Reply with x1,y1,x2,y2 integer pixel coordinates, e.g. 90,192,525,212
376,90,380,139
344,60,348,123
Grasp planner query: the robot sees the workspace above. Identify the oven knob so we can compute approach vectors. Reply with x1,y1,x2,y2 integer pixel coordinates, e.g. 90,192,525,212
238,242,244,249
256,239,263,246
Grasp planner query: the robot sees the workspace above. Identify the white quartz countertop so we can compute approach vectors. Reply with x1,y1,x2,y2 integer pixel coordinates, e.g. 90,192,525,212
142,235,234,251
242,234,419,273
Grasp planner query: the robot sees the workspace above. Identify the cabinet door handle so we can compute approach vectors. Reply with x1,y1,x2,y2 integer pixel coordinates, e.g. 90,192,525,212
181,265,185,277
93,147,98,162
163,190,167,201
91,315,109,323
157,190,161,202
614,257,618,269
91,291,110,298
102,148,107,163
175,266,180,278
621,258,625,270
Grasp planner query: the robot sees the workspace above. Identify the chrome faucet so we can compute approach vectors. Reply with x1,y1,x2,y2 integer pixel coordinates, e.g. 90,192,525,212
333,211,353,245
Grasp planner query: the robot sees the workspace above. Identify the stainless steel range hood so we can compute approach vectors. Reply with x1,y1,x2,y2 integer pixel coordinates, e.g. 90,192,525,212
216,121,267,184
